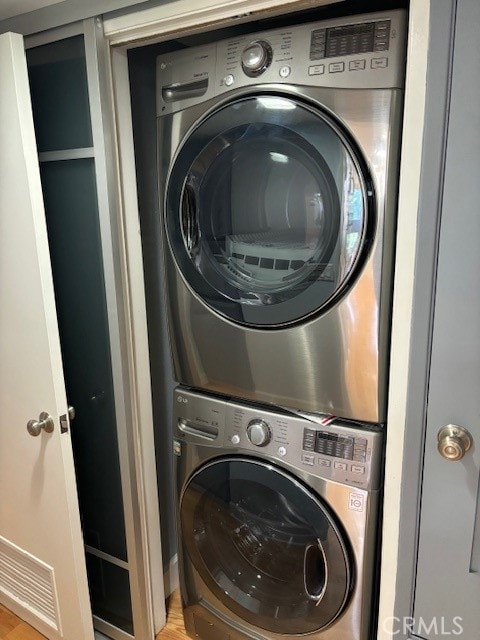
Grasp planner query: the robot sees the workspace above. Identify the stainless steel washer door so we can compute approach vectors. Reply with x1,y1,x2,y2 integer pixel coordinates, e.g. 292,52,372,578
165,94,372,327
180,457,353,635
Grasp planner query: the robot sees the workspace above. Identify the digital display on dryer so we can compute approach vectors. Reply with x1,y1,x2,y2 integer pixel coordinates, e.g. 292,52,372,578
310,20,391,60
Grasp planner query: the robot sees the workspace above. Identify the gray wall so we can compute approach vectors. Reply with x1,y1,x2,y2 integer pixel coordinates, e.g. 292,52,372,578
128,42,181,572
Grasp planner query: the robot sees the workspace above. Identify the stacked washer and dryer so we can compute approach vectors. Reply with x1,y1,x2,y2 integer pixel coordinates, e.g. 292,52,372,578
156,9,405,640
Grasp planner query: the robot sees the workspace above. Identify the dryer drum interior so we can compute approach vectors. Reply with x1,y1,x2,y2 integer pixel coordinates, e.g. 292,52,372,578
180,457,354,635
165,94,373,327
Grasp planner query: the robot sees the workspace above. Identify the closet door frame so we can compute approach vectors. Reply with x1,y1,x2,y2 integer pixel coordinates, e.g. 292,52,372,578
102,1,431,638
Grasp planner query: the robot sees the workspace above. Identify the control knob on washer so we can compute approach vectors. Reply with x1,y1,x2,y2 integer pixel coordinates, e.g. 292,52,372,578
241,40,273,76
246,419,271,446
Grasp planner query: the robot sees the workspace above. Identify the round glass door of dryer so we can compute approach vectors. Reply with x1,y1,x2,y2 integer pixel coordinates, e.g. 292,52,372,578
180,457,353,635
165,94,372,327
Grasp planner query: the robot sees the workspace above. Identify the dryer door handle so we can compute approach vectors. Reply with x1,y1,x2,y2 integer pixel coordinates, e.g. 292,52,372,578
303,538,328,605
181,183,200,256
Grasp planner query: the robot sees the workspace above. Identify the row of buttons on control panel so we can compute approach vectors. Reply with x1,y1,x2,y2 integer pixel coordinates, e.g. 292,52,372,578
309,56,388,76
221,56,388,87
302,453,365,474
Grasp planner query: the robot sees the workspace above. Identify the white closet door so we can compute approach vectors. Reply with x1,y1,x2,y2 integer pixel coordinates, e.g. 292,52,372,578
0,32,94,640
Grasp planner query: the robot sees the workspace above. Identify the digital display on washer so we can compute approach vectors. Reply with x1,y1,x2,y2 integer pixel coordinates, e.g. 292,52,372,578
302,428,367,461
310,20,391,60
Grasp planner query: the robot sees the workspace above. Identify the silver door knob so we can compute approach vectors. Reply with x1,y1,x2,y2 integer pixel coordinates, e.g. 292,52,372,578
27,412,55,437
437,424,473,461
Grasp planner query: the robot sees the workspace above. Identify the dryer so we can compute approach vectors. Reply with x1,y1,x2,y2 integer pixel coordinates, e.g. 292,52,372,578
157,10,406,422
173,386,383,640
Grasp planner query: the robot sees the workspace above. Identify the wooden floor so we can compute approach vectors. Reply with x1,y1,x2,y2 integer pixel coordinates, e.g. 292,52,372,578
157,590,188,640
0,591,188,640
0,603,46,640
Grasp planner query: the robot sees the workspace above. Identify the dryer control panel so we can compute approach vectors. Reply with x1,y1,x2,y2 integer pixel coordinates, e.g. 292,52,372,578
216,10,405,94
173,387,383,491
157,9,406,116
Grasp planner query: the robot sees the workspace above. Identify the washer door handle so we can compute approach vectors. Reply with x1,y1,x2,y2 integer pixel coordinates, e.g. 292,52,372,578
303,538,328,605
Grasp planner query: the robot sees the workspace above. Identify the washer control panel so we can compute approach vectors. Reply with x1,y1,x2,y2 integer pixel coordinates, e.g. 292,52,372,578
302,428,368,462
173,387,383,490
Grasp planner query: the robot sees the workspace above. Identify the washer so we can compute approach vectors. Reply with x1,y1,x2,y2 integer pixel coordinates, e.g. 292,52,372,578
173,386,383,640
157,10,406,422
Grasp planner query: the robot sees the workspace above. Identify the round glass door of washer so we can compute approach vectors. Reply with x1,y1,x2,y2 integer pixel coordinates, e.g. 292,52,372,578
180,457,353,635
165,94,372,326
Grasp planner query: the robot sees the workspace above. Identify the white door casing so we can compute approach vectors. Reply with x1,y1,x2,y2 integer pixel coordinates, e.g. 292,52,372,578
0,32,94,640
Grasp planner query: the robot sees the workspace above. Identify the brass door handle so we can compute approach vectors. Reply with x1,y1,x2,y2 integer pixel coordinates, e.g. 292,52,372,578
27,412,55,437
437,424,473,461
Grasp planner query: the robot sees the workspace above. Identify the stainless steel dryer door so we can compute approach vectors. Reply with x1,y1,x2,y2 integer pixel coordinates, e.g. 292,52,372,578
180,457,353,635
165,94,372,327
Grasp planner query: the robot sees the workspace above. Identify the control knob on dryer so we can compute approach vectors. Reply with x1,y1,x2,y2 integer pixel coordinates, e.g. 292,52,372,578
241,40,273,76
246,419,271,447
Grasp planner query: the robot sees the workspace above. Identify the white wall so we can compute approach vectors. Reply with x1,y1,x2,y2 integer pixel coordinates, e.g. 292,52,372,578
0,0,149,35
0,0,66,21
